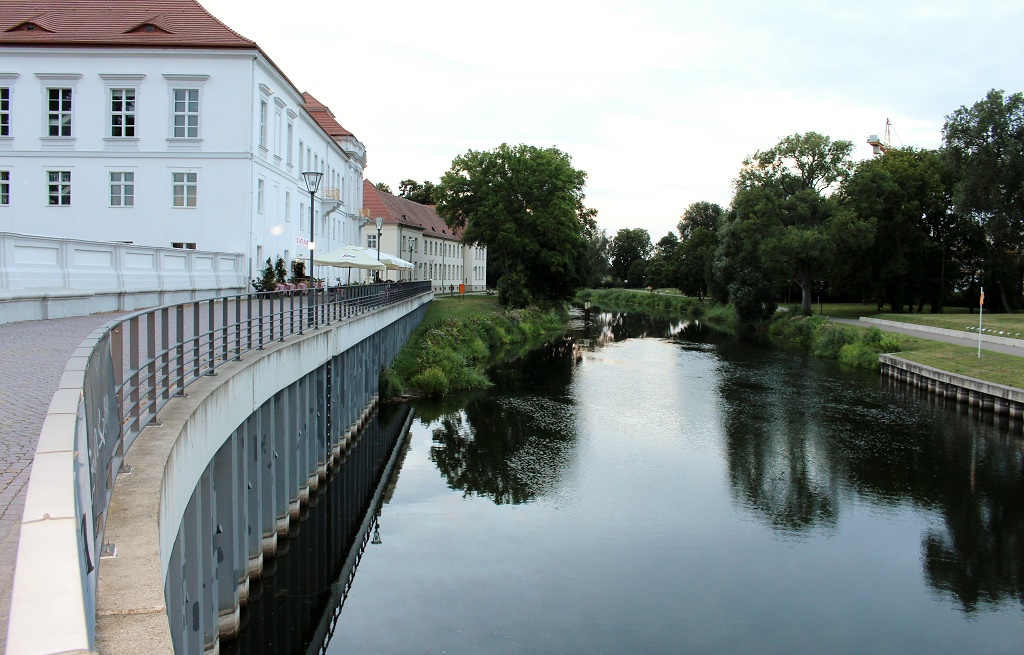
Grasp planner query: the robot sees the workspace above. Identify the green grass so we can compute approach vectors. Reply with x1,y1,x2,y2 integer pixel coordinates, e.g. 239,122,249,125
895,336,1024,389
794,302,1022,336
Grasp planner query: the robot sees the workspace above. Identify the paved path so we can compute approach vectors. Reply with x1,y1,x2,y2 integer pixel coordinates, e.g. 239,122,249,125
831,318,1024,358
0,312,125,651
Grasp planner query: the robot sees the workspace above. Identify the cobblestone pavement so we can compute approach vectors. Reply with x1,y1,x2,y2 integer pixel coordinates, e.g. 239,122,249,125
0,312,125,650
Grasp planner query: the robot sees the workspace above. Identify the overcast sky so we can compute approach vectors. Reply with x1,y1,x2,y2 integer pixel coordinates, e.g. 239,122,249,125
204,0,1024,240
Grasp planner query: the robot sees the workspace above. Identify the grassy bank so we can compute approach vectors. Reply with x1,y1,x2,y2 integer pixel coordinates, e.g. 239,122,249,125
384,296,567,398
575,288,737,324
769,314,1024,387
794,302,1022,336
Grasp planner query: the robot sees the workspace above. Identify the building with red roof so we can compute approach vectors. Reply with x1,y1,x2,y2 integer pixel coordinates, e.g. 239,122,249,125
0,0,370,313
362,180,488,290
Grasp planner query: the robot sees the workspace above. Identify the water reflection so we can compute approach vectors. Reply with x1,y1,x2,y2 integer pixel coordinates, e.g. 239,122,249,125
223,403,413,655
711,336,1024,612
421,335,581,505
482,307,1024,613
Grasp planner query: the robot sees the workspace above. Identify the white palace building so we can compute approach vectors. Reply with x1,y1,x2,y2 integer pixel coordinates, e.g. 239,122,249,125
0,0,372,322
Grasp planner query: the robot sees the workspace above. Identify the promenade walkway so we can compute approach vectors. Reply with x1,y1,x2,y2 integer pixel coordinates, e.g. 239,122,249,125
831,317,1024,357
0,311,126,649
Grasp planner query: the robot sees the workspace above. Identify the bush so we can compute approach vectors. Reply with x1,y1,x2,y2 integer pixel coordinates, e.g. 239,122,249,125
813,324,854,359
411,367,449,396
498,271,533,308
379,366,405,398
839,341,881,369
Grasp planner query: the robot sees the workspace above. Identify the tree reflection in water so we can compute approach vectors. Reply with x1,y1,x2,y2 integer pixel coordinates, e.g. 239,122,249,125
714,338,1024,613
424,305,1023,613
420,334,582,505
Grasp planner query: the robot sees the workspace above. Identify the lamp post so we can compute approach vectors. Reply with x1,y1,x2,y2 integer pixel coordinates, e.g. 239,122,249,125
403,239,411,282
301,171,322,327
375,216,383,283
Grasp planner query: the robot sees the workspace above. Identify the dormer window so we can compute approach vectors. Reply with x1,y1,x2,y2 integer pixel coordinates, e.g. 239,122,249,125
126,23,169,34
7,22,48,32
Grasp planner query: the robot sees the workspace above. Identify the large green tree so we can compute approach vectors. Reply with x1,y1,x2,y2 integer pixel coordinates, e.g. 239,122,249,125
398,179,439,205
730,132,870,315
435,144,595,305
677,201,724,301
610,228,652,286
943,89,1024,311
843,147,961,313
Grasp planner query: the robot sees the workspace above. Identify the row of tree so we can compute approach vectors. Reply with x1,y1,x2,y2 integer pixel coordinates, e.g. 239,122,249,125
602,89,1024,323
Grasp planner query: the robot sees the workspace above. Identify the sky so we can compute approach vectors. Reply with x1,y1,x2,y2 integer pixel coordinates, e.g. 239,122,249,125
203,0,1024,240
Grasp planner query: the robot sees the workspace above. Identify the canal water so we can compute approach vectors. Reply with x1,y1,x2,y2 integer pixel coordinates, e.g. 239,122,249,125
234,310,1023,654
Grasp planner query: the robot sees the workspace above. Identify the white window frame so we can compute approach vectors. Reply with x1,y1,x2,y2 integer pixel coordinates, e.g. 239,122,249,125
172,171,198,208
259,99,268,150
110,171,134,207
172,88,200,138
47,170,71,206
257,177,265,213
46,87,72,137
367,234,377,250
109,88,136,138
286,119,295,167
164,74,208,142
0,86,10,137
285,190,291,222
0,170,9,205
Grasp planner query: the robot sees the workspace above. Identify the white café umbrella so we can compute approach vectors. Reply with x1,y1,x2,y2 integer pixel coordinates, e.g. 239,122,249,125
312,246,386,271
376,251,414,271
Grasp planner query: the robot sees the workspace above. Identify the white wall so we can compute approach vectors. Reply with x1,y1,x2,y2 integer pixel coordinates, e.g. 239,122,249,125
0,46,367,288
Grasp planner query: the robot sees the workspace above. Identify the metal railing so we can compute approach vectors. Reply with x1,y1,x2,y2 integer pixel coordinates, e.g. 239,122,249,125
6,280,431,655
111,281,428,448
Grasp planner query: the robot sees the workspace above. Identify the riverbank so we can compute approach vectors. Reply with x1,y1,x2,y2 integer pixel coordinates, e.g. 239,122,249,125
577,289,1024,388
384,296,567,397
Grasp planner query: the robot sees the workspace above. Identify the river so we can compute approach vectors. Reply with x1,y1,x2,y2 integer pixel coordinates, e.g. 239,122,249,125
231,309,1024,654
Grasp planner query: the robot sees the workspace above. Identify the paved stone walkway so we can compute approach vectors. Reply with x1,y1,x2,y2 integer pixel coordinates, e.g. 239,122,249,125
0,311,125,651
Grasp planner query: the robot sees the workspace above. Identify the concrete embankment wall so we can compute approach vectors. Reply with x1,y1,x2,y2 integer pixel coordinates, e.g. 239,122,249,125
879,354,1024,423
92,294,429,655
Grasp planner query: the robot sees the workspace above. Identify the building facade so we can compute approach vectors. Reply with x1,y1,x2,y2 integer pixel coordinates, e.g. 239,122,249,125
0,0,366,297
362,180,487,291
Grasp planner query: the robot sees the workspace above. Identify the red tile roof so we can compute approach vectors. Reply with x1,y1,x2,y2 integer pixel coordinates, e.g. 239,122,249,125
301,92,354,140
363,180,462,241
0,0,255,48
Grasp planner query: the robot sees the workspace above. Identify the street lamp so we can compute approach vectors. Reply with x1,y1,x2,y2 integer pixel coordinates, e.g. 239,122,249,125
301,171,322,327
408,237,415,282
375,216,383,283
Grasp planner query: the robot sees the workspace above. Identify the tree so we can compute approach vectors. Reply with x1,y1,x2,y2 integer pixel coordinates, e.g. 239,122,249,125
435,144,596,305
677,201,724,300
731,132,870,315
943,89,1024,312
610,228,652,286
678,201,722,240
398,179,439,205
843,147,956,313
583,228,612,288
374,181,393,194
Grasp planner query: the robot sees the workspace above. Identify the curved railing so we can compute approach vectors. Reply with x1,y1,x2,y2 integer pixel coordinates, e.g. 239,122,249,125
6,281,431,655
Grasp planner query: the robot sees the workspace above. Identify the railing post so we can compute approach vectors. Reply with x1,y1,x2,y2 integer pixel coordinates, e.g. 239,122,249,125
193,303,201,380
146,311,157,424
160,307,170,401
176,305,186,395
204,299,216,376
129,316,140,435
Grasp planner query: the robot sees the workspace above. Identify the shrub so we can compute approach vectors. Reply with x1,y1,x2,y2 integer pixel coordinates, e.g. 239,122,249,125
379,366,404,398
411,367,449,396
839,341,881,369
813,324,854,359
